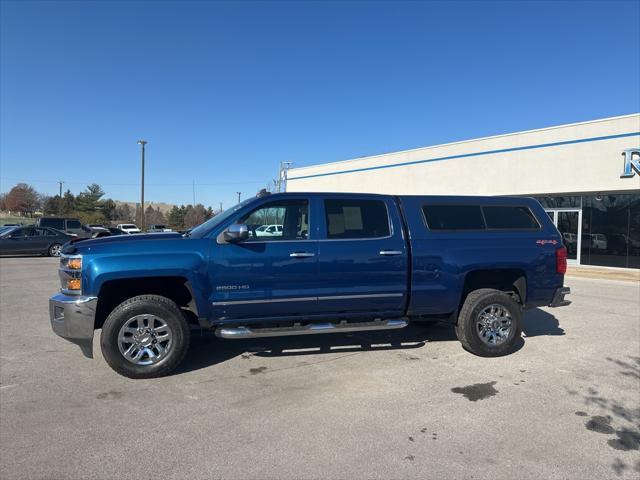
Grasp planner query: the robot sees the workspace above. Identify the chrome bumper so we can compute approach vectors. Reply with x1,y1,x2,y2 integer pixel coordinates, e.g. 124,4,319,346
549,286,571,307
49,293,97,358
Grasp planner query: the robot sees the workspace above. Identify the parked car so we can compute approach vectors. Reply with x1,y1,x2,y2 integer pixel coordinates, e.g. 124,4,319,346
148,224,172,233
582,233,608,251
2,223,21,227
49,193,570,378
88,224,106,229
35,217,92,238
116,223,141,234
92,227,131,238
254,224,283,237
1,226,74,256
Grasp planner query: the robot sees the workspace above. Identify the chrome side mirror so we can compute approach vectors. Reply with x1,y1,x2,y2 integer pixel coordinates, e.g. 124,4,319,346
224,224,249,243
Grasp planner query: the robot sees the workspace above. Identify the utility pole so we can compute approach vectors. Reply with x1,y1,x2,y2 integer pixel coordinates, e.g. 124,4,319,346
277,161,293,192
236,192,241,204
57,180,64,214
137,140,147,230
219,202,223,213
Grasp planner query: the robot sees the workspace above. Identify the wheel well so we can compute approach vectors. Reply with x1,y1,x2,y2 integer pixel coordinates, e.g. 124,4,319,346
461,269,527,308
94,276,198,329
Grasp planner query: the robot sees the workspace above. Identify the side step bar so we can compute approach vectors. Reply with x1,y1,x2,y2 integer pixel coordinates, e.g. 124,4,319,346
215,319,408,339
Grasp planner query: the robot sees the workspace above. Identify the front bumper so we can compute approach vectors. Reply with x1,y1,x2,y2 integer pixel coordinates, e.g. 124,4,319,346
549,286,571,307
49,293,97,358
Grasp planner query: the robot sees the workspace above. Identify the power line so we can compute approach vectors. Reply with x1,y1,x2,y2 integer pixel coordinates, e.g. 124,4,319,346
0,176,266,187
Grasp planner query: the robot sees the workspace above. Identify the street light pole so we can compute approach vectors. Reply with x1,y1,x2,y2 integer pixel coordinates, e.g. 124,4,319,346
57,180,64,214
137,140,147,230
236,192,241,204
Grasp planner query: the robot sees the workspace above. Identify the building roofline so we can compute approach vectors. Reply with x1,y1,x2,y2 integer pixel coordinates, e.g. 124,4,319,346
289,113,640,174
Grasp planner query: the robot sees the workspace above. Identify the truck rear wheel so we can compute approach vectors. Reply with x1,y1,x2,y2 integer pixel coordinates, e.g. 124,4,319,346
100,295,191,378
455,288,522,357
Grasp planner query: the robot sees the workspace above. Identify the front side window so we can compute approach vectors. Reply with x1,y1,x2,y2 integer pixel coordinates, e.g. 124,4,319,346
239,200,309,241
9,228,28,238
324,199,390,239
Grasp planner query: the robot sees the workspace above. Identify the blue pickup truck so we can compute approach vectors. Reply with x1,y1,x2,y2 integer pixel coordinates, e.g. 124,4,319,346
49,192,570,378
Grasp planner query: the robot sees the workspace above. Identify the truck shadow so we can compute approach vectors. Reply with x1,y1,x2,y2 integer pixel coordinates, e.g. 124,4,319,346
177,307,561,374
177,325,438,375
522,308,565,337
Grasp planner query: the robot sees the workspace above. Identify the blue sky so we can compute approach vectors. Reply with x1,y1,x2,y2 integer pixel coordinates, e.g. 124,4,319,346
1,0,639,209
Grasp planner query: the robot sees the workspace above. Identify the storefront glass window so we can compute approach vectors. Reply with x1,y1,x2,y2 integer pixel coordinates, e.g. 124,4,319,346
535,193,639,269
536,196,582,209
581,194,639,269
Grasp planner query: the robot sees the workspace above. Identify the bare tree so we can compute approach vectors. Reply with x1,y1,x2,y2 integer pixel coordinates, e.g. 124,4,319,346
4,183,40,216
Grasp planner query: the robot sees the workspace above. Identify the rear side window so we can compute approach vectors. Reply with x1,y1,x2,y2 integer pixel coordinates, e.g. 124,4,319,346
40,218,64,230
67,220,81,229
422,205,485,230
324,199,390,239
422,204,541,231
483,206,540,229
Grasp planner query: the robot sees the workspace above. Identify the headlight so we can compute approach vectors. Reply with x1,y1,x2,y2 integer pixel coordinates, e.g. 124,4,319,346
66,278,82,291
59,255,82,294
60,255,82,270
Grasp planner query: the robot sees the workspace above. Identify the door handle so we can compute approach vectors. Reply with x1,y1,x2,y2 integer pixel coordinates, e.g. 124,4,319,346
290,252,315,258
379,250,403,256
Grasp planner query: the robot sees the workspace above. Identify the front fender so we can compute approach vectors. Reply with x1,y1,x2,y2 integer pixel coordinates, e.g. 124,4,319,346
84,251,210,318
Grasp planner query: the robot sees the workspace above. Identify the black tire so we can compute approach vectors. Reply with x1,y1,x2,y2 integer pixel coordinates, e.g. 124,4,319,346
100,295,191,379
48,243,62,257
455,288,522,357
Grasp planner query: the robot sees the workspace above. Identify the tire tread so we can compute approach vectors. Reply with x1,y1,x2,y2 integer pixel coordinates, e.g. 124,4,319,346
100,294,190,379
456,288,522,357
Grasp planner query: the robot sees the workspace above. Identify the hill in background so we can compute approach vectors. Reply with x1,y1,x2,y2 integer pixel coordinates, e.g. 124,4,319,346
113,200,175,215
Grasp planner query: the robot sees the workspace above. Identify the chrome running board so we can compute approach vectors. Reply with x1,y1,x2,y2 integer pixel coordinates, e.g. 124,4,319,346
215,319,408,339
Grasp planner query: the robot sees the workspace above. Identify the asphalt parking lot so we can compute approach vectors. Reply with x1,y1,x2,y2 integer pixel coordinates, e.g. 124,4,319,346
1,257,639,479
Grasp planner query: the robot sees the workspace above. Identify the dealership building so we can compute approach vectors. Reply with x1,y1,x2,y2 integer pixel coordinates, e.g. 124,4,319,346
286,113,640,269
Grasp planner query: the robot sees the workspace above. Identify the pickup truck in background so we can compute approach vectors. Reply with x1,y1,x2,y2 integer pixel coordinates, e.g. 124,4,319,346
49,193,570,378
116,223,141,234
36,217,93,238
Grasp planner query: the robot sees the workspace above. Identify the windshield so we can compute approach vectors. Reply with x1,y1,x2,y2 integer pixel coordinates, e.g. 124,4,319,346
187,197,255,238
0,226,17,236
122,224,137,229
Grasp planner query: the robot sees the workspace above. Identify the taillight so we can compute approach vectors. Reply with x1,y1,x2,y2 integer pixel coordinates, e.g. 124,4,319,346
556,247,567,274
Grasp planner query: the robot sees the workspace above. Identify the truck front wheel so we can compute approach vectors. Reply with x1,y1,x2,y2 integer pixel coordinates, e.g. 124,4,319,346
100,295,191,378
455,289,522,357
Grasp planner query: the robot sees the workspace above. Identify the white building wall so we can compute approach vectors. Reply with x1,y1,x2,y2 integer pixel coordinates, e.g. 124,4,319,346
287,114,640,196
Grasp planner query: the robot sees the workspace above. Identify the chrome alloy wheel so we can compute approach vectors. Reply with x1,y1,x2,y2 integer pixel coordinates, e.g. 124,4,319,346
117,315,173,365
49,244,62,257
476,304,513,347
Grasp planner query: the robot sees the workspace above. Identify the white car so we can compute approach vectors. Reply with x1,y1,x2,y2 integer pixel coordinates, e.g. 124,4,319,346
116,223,141,234
148,224,172,233
590,233,608,250
255,224,283,237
